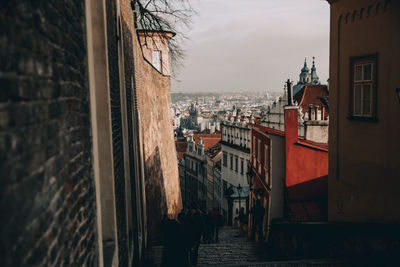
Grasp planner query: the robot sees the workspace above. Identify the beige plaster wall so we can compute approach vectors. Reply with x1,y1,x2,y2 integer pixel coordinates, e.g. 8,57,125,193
328,0,400,223
305,120,329,143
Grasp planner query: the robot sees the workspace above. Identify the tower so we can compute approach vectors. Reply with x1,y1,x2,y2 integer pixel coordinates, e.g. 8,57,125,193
299,58,311,84
310,56,320,85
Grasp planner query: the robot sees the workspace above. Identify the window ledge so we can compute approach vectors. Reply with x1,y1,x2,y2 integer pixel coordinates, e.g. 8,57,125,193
347,116,379,122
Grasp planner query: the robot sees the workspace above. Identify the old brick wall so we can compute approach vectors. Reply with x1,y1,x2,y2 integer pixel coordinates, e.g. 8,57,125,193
129,2,183,241
0,1,97,266
104,0,130,264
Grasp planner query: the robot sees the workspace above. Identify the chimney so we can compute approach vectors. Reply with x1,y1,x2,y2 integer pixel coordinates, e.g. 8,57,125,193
314,105,319,120
284,105,299,187
286,79,293,106
321,106,326,120
284,106,299,145
308,104,313,120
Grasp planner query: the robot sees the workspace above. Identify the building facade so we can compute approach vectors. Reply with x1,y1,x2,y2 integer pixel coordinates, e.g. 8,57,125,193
213,162,223,211
250,126,285,224
183,135,208,210
220,118,251,225
248,125,274,241
206,144,222,210
327,0,400,223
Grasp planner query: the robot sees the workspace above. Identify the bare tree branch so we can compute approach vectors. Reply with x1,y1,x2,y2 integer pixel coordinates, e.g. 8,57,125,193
136,0,195,77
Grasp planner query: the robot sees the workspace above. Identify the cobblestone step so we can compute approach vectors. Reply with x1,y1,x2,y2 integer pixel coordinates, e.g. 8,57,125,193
145,226,349,267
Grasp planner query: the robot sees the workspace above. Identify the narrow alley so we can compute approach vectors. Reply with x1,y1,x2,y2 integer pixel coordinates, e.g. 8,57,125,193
146,227,348,267
1,0,400,266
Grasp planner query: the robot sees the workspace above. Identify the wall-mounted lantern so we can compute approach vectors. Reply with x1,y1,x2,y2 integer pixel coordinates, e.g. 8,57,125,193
396,87,400,103
246,166,255,189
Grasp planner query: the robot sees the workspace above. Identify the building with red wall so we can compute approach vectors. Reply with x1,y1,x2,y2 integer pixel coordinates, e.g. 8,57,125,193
248,82,329,241
284,106,328,222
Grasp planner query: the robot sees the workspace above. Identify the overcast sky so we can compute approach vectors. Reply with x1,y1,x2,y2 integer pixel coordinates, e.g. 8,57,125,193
171,0,330,93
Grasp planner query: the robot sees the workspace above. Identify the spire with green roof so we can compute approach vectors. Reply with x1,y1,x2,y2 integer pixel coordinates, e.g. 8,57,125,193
310,56,321,85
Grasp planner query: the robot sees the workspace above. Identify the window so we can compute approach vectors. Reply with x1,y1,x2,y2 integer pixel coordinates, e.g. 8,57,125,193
350,55,377,119
230,154,233,170
264,144,269,170
223,152,227,167
240,158,244,174
235,156,238,172
152,50,162,72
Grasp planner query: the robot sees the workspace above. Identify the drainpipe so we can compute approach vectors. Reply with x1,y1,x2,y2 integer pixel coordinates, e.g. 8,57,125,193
314,105,319,120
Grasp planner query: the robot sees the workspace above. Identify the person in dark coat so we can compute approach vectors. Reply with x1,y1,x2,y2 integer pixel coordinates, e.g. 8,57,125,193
209,206,223,242
250,199,265,242
184,204,205,266
161,215,189,267
178,209,186,223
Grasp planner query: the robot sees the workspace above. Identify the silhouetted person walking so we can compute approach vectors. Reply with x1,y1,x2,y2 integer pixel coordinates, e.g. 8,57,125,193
161,215,189,267
178,209,186,223
209,206,223,242
250,199,265,242
184,204,204,266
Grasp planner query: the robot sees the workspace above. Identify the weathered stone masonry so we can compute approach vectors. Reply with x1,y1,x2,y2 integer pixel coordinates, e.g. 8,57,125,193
0,1,97,266
130,2,183,241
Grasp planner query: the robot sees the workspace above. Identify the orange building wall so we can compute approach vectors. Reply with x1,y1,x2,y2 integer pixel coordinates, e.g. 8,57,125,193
284,107,328,188
328,0,400,223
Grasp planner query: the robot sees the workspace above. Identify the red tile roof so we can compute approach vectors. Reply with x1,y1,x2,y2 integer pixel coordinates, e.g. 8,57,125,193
250,124,285,137
296,138,328,152
294,85,329,115
193,133,221,151
175,133,221,160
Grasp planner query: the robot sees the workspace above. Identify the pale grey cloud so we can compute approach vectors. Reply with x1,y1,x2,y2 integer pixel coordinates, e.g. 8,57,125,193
172,0,330,92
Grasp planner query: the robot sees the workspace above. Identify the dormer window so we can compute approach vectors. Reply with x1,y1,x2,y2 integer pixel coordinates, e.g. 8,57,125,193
152,50,162,72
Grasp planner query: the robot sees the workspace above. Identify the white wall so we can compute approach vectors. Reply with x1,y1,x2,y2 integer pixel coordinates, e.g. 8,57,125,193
262,93,305,136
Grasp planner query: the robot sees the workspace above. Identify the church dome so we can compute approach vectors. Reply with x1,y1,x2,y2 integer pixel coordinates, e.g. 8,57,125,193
301,58,309,73
299,58,311,84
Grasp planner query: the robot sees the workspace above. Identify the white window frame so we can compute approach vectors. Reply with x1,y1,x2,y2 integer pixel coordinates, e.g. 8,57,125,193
152,50,162,73
353,63,373,117
350,54,377,120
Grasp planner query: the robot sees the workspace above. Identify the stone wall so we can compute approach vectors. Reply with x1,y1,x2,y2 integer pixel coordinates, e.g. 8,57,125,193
0,1,182,265
131,5,182,241
0,1,97,266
